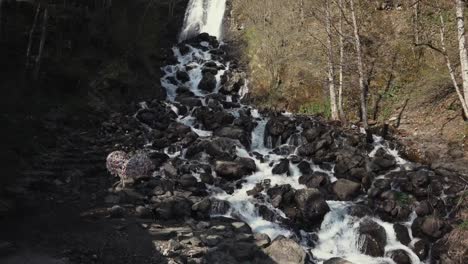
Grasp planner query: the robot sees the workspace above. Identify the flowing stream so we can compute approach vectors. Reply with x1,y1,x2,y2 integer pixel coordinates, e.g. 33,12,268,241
157,1,435,263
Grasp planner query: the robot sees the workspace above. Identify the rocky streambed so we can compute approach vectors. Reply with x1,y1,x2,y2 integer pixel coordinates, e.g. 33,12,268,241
103,33,466,264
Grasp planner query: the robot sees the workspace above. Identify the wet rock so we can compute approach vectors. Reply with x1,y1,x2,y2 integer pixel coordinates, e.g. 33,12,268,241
263,236,306,264
412,239,429,260
386,249,411,264
254,233,271,248
347,205,373,218
267,184,295,208
176,70,190,83
323,258,354,264
297,161,313,175
332,179,361,200
272,159,290,175
204,137,240,160
334,149,365,178
358,219,387,257
299,172,329,188
231,222,252,234
409,169,431,188
370,148,396,172
302,126,324,142
214,126,249,148
393,224,411,245
176,96,203,107
198,72,217,92
214,158,256,180
294,188,330,228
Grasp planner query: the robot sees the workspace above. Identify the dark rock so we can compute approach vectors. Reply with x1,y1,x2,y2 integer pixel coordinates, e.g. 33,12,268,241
299,172,329,188
358,219,387,257
215,126,249,148
294,188,330,228
198,72,217,92
176,70,190,83
109,205,125,218
179,174,198,188
135,206,152,219
153,196,193,220
394,224,411,245
297,161,313,175
347,205,373,218
370,148,396,172
323,258,354,264
332,179,361,200
386,250,411,264
412,239,429,260
272,159,290,175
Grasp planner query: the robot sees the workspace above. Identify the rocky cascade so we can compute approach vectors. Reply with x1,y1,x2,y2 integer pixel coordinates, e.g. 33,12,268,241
101,3,466,264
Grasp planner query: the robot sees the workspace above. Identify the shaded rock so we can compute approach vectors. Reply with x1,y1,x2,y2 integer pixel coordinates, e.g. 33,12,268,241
272,159,290,175
109,205,125,218
263,236,306,264
333,179,361,200
153,196,193,220
176,70,190,83
135,206,152,219
299,172,329,188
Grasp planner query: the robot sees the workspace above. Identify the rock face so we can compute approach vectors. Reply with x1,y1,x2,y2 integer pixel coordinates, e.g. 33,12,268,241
263,237,306,264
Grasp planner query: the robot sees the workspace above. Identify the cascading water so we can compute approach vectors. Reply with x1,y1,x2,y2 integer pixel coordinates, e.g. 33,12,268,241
152,1,459,264
179,0,227,41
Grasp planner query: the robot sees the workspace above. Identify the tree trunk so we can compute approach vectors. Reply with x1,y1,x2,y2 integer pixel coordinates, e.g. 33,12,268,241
34,8,48,81
337,0,345,120
326,0,339,120
456,0,468,110
350,0,368,128
440,13,468,117
26,4,41,68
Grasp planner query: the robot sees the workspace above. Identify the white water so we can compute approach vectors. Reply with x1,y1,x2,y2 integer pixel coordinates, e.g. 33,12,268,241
179,0,227,41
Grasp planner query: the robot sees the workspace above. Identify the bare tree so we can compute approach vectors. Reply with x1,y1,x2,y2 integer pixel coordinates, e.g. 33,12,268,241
34,7,48,80
440,13,468,117
26,4,41,68
337,0,345,120
325,0,339,120
455,0,468,113
350,0,368,128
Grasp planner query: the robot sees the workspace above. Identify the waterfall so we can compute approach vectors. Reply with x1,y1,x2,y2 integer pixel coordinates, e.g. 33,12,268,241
179,0,227,42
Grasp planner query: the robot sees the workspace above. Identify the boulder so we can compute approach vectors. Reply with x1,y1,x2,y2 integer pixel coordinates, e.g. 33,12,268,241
176,70,190,83
299,172,329,188
370,148,396,172
358,219,387,257
393,224,411,245
272,159,290,175
263,236,306,264
412,216,449,240
198,72,217,91
386,250,411,264
411,239,429,260
294,188,330,228
332,179,361,200
153,196,193,220
215,159,256,180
